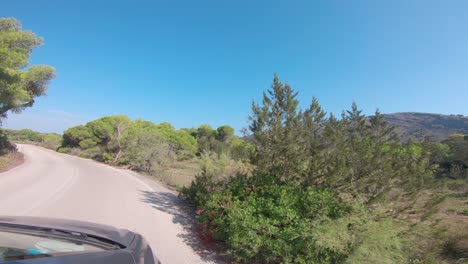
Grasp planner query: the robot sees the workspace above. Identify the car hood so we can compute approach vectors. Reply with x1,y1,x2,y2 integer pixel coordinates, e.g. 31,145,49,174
0,216,135,247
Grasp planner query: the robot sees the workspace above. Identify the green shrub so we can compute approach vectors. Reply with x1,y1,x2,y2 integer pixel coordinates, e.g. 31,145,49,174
180,169,220,208
196,151,250,182
0,130,16,155
41,133,62,149
345,219,404,264
155,122,198,155
196,175,348,263
79,138,98,149
57,147,71,154
2,129,62,150
123,127,174,175
183,170,407,263
102,152,114,163
80,146,102,160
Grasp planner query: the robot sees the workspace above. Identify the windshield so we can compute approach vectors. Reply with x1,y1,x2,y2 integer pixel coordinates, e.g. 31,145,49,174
0,228,109,261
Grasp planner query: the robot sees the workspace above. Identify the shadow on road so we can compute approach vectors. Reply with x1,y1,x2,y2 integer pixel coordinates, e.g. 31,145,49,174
140,190,224,263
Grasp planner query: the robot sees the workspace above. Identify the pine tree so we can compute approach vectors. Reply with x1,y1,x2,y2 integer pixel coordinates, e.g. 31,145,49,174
369,109,397,143
303,97,327,185
249,74,306,182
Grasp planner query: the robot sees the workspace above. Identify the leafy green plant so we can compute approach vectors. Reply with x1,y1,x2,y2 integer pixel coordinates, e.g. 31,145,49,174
184,171,406,263
0,18,55,123
3,129,62,150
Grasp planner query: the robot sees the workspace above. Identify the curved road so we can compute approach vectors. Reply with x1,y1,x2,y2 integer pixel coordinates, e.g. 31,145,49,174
0,144,215,264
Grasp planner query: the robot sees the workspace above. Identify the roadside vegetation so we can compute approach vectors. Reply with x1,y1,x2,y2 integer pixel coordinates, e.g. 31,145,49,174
3,129,62,150
0,130,23,172
0,150,23,173
0,17,55,171
56,115,253,188
181,75,468,263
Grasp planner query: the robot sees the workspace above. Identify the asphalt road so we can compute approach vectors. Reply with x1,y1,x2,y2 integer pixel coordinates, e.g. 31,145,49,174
0,144,215,264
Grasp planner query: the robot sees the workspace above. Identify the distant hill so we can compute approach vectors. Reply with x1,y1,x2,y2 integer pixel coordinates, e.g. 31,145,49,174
383,113,468,141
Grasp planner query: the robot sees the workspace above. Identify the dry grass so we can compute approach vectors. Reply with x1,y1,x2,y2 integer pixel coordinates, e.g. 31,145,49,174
0,151,24,173
388,180,468,263
161,159,201,189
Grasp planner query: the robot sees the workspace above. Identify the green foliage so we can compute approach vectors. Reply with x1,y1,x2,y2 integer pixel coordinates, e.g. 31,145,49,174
230,138,254,162
5,129,42,142
57,147,71,154
421,140,451,166
60,116,250,183
86,115,132,154
78,138,98,149
0,18,55,122
247,74,434,201
123,126,173,175
191,124,252,162
249,74,306,182
41,133,62,149
193,124,216,152
345,219,404,264
155,122,198,157
3,128,61,150
62,115,131,161
182,74,444,263
215,125,235,142
422,133,468,179
180,169,220,208
442,134,468,179
63,125,96,147
183,171,405,263
198,151,250,180
80,146,103,160
0,129,16,154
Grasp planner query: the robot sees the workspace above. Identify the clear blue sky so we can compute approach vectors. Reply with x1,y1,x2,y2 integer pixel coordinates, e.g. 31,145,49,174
2,0,468,133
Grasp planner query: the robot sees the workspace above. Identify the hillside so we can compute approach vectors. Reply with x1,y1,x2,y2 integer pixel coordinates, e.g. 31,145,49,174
383,112,468,141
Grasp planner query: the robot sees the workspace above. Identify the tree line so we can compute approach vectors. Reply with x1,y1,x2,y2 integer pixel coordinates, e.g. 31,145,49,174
58,115,253,176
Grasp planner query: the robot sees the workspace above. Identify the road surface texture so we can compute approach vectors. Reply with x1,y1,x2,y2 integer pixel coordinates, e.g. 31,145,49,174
0,144,218,264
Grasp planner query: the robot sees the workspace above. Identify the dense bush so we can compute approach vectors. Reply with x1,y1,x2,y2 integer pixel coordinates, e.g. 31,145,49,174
198,151,250,180
155,122,198,157
443,134,468,179
183,172,404,263
4,128,62,150
422,134,468,179
0,130,17,154
191,124,253,161
122,124,174,175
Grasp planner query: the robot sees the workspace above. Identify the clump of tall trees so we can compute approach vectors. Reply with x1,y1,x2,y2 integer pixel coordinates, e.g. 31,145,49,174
422,134,468,179
59,115,252,176
248,75,435,201
182,74,438,263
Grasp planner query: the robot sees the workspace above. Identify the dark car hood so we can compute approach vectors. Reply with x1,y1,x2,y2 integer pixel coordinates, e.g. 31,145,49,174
0,216,135,247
